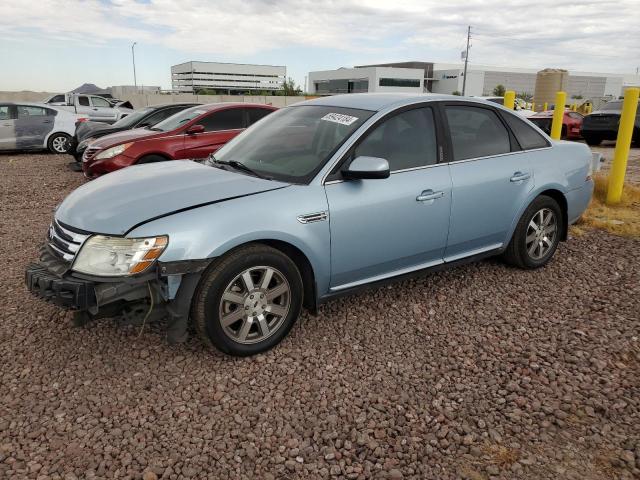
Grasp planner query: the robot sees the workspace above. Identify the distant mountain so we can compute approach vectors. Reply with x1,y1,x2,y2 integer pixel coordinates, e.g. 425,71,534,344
70,83,104,94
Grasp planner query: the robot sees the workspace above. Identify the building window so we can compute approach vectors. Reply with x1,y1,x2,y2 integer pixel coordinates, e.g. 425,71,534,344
378,78,420,88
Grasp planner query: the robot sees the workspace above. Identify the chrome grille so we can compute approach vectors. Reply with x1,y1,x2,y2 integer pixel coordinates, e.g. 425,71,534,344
82,146,101,162
47,220,90,262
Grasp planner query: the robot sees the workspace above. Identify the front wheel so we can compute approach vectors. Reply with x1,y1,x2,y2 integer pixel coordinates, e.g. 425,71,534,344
503,195,563,269
192,244,303,356
47,133,71,154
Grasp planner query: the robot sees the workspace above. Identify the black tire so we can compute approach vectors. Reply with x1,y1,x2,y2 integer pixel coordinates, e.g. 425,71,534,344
47,133,71,154
503,195,564,269
583,135,602,146
137,154,168,164
192,244,303,356
561,125,567,140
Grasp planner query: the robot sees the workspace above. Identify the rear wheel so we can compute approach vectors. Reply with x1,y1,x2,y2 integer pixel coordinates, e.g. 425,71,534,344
137,155,168,164
192,244,303,356
47,133,71,154
503,195,563,269
583,135,602,146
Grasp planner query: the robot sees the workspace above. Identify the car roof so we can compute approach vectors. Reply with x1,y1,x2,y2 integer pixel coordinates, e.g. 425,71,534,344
295,93,505,112
143,102,202,109
0,101,60,107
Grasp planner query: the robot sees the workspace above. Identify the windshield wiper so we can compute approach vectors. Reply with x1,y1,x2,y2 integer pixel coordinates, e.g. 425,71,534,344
209,156,270,180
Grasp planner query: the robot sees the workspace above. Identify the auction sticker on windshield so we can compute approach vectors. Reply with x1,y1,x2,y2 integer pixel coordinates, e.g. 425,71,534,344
321,113,359,126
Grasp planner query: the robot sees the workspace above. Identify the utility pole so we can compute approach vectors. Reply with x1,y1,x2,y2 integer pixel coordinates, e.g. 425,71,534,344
131,42,138,91
462,26,471,96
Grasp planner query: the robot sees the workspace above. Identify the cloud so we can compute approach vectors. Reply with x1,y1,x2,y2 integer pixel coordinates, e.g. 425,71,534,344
1,0,638,73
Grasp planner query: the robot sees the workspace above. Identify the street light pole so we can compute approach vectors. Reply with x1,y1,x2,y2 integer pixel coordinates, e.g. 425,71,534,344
131,42,138,91
462,26,471,96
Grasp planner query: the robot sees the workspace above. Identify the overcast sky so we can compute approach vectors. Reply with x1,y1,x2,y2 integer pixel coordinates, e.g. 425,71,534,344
0,0,638,92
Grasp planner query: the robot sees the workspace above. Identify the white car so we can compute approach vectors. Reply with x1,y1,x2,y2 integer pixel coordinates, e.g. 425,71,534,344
0,102,86,153
43,93,134,124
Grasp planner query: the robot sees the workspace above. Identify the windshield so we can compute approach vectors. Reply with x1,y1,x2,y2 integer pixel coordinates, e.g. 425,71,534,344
112,107,153,128
213,105,374,183
152,106,207,132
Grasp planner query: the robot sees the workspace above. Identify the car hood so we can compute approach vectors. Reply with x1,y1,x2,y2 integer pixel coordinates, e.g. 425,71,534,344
76,121,121,142
89,127,164,149
56,160,289,235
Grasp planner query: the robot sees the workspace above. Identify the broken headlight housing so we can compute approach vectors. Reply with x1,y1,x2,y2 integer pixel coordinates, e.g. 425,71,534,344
73,235,168,277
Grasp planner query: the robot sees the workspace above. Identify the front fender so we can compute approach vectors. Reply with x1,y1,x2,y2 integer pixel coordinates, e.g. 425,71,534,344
127,185,332,297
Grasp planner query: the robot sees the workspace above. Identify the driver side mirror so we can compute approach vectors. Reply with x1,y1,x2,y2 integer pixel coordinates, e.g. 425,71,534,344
186,124,205,135
343,156,390,180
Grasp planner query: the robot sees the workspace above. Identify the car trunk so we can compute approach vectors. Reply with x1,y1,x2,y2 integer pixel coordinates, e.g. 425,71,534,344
582,113,620,132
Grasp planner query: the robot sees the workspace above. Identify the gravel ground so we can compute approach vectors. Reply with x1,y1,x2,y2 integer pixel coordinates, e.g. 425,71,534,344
1,153,639,480
591,142,640,185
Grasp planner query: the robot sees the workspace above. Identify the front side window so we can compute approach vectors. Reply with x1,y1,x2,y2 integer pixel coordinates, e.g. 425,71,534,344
91,97,111,108
500,111,549,150
112,107,153,128
354,107,437,171
445,106,511,161
200,109,244,132
213,105,374,183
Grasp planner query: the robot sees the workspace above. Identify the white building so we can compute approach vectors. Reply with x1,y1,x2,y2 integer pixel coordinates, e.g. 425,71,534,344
310,61,639,99
308,67,424,95
171,61,286,94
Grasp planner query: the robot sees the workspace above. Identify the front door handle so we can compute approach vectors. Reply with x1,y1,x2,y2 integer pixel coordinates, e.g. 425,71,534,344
510,171,531,183
416,189,445,202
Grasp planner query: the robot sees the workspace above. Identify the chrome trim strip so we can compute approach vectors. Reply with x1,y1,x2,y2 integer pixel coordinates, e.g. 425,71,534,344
330,258,444,292
443,243,503,263
48,242,75,262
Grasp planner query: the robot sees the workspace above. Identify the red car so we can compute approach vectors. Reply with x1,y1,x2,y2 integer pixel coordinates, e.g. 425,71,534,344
528,110,584,140
82,103,277,178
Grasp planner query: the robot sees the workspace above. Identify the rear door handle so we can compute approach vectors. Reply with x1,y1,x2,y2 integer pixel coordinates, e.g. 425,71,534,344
416,189,445,202
510,171,531,182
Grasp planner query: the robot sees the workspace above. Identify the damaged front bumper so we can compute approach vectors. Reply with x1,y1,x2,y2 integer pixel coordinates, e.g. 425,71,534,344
25,246,211,343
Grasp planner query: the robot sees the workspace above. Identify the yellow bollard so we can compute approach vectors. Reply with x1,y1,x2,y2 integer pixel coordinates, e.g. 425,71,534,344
504,91,516,110
532,101,536,112
543,102,548,111
606,87,640,204
550,91,567,140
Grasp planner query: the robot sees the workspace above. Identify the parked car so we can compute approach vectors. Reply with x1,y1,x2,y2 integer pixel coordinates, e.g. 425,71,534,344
81,103,276,178
477,96,536,117
0,102,86,153
42,93,133,124
528,110,584,140
581,99,640,146
70,103,201,162
25,94,594,356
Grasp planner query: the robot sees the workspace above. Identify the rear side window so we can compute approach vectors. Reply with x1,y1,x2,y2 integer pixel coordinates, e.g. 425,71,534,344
17,106,48,117
247,108,273,126
78,96,90,107
142,107,183,126
355,107,438,171
500,111,550,150
445,106,511,161
0,106,12,120
200,109,244,132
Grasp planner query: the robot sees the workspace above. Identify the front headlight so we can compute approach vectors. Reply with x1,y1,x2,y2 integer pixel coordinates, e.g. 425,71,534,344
77,137,96,150
73,235,168,276
95,142,132,160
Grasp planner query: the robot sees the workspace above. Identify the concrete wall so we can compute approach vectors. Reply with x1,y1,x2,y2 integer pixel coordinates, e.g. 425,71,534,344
0,91,307,110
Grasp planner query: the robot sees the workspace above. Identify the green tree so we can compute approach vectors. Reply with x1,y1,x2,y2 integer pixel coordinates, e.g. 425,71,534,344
517,92,533,102
280,77,302,96
452,90,462,96
492,84,506,96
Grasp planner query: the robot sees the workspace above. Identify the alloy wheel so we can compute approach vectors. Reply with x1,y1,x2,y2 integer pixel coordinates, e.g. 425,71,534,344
218,266,291,344
525,208,557,260
52,136,68,153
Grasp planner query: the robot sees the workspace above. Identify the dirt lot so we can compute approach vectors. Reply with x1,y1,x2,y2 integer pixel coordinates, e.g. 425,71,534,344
1,151,639,480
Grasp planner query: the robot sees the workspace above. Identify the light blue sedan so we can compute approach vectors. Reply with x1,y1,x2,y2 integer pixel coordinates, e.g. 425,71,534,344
26,94,594,356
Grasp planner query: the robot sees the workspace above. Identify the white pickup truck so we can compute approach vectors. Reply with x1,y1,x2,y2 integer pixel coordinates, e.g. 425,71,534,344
43,93,134,124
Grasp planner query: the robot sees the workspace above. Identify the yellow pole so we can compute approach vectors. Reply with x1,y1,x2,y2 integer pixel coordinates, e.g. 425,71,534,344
504,90,515,110
607,87,640,204
532,101,536,112
550,91,566,140
543,102,548,111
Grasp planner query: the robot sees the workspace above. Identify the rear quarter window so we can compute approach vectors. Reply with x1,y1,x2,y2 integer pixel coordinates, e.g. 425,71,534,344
500,111,550,150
